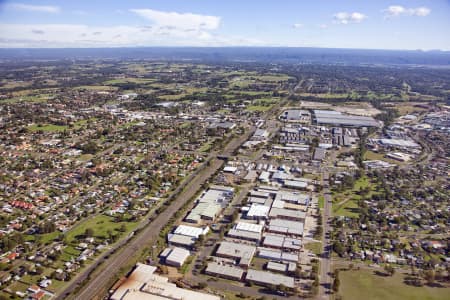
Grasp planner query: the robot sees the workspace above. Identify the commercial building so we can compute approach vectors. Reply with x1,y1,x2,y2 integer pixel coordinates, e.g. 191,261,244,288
160,247,190,267
227,228,261,242
227,221,263,242
283,180,308,190
266,261,297,273
243,170,258,182
110,263,220,300
378,138,420,149
263,234,302,251
252,129,270,141
205,262,244,281
313,110,379,127
258,249,299,263
235,222,264,233
258,171,271,183
174,225,209,238
268,219,304,236
275,191,311,205
386,152,412,162
246,204,270,219
269,208,306,222
313,148,326,161
167,225,209,248
185,186,234,223
216,241,256,267
274,191,310,206
167,234,196,248
279,109,311,123
245,269,295,288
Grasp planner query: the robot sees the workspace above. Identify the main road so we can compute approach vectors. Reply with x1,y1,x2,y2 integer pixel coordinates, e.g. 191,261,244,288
57,126,255,300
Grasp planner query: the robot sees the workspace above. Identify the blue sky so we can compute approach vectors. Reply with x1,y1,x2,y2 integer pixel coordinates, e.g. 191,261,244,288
0,0,449,49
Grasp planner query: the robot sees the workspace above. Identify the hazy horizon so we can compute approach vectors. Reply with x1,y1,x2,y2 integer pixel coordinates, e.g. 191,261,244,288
0,0,449,50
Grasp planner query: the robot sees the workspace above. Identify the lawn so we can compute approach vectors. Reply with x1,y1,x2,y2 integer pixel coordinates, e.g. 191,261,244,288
339,268,449,300
333,199,359,218
318,195,324,209
199,140,214,152
39,231,60,244
65,214,138,243
245,105,273,112
332,176,379,218
75,85,118,91
103,78,154,85
304,241,322,255
0,94,51,104
28,123,68,132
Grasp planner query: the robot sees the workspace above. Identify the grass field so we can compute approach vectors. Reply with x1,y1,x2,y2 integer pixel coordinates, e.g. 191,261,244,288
339,268,449,300
304,241,322,255
28,123,68,132
75,85,118,91
364,150,402,165
103,78,154,85
333,199,359,217
245,105,273,112
332,176,379,218
65,214,138,243
318,195,324,209
199,140,214,152
1,94,52,104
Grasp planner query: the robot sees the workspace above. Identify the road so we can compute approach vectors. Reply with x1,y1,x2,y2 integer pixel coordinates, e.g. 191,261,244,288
319,184,333,299
58,126,255,300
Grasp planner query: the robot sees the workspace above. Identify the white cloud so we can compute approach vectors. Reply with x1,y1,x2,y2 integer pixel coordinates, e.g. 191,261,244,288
383,5,431,18
334,12,367,24
129,9,220,31
0,23,264,48
72,10,89,16
319,24,328,29
292,23,303,29
5,3,60,13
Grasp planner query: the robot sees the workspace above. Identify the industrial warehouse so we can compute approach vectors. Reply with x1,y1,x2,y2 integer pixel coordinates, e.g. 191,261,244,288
313,110,380,127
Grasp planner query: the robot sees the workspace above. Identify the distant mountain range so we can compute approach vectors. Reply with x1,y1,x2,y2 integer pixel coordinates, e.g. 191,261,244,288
0,47,449,66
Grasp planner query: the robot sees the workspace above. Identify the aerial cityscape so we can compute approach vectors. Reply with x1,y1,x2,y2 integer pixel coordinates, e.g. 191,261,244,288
0,1,449,300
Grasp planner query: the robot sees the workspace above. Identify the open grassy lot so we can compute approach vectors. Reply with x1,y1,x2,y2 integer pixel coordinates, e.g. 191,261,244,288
364,150,403,165
245,105,273,112
339,268,449,300
0,93,52,104
318,195,324,209
28,123,68,132
158,93,187,100
75,85,118,91
332,176,380,218
304,241,322,255
199,140,214,152
103,78,155,85
65,214,138,243
333,199,359,217
245,97,279,112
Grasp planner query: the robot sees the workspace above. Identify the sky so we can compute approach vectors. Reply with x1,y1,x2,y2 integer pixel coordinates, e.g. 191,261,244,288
0,0,449,50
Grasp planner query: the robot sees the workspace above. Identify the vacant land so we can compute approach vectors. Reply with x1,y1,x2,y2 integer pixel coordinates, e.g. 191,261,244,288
332,176,379,217
339,268,449,300
304,241,322,255
28,123,68,132
65,214,138,243
364,150,402,165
